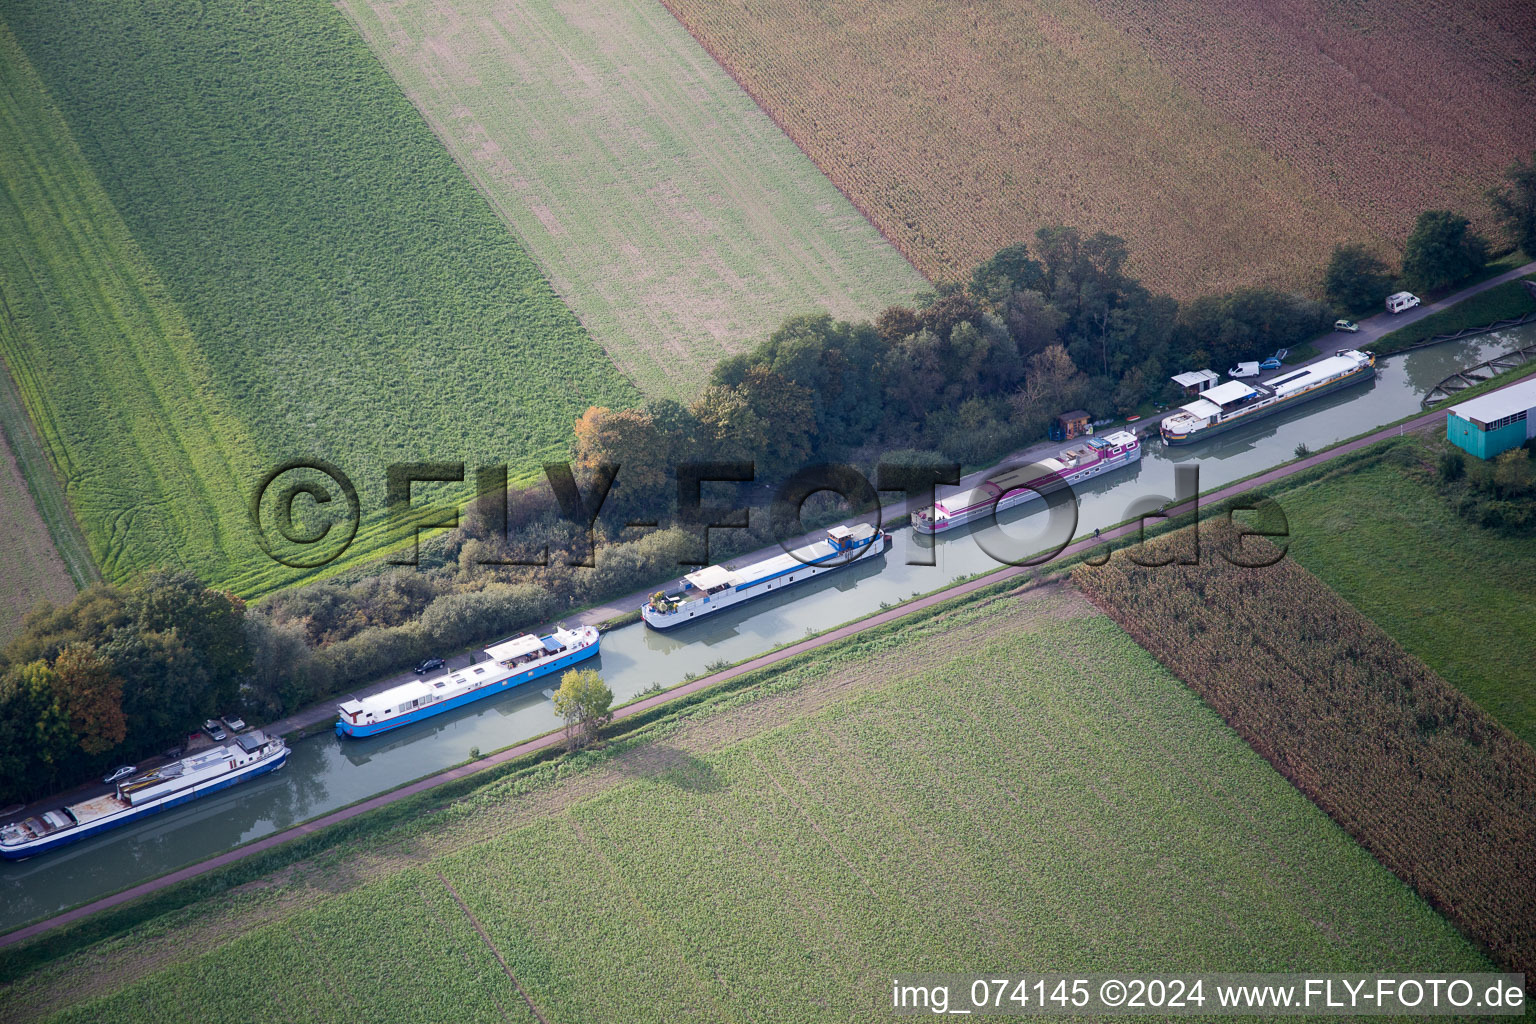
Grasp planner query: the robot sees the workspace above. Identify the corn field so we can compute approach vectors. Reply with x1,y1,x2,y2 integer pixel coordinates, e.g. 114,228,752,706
660,0,1536,296
1084,0,1536,248
1074,521,1536,974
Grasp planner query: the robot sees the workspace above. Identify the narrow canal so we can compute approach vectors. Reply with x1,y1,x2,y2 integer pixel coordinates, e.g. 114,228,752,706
3,327,1530,930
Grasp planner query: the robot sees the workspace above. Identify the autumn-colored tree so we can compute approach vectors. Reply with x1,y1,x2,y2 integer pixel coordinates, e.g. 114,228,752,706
573,405,668,521
552,668,613,751
51,642,126,755
874,305,921,344
1015,344,1088,409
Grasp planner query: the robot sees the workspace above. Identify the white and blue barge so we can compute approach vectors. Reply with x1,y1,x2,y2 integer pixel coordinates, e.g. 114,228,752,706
335,626,600,738
642,524,889,630
0,731,289,860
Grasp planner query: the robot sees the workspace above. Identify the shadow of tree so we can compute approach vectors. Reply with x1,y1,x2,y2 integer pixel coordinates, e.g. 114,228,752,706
610,743,726,794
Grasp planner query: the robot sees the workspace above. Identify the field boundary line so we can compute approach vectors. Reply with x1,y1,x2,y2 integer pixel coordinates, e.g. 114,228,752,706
4,381,1532,952
436,871,549,1024
0,349,97,588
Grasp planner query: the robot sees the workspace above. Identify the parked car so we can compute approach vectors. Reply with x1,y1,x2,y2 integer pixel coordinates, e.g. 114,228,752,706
103,765,137,784
1228,361,1260,379
1385,291,1420,314
203,719,227,742
1333,319,1360,333
1259,357,1282,371
222,715,247,733
414,657,446,674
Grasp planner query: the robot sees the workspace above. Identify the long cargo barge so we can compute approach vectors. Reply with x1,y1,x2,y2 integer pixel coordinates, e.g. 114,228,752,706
1161,350,1375,445
335,626,600,738
912,430,1141,535
0,731,289,860
642,524,889,630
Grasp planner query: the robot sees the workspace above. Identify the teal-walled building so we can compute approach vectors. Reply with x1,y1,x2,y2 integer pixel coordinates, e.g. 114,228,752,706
1446,377,1536,460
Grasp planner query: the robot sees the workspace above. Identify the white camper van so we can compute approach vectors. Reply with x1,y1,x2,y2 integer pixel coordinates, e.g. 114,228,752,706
1385,291,1420,314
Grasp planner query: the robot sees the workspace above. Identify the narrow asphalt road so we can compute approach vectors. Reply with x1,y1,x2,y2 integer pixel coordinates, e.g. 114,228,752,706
10,374,1528,951
1348,260,1535,351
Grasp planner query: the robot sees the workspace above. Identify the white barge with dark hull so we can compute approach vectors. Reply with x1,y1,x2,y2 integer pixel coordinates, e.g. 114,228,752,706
0,731,289,860
912,430,1142,535
1161,350,1375,445
643,524,889,630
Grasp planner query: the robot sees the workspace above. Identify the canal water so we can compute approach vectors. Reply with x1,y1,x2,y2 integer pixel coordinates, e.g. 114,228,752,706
4,327,1531,930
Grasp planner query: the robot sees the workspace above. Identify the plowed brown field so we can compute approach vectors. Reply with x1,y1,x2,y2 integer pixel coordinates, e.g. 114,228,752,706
660,0,1536,296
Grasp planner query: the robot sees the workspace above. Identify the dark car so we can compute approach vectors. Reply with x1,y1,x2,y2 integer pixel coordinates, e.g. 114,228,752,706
203,719,227,742
414,657,446,675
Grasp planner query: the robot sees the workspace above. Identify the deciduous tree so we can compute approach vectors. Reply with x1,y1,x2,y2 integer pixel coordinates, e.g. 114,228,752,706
573,406,667,522
552,668,613,751
1488,151,1536,259
1402,210,1489,293
1324,243,1393,313
51,643,126,755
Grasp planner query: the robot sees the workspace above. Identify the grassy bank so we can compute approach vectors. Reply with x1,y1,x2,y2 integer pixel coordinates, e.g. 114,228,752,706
1375,275,1536,354
3,587,1485,1021
1276,435,1536,746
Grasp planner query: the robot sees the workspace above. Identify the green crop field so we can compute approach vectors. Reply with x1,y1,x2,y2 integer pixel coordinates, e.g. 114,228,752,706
1272,434,1536,747
9,586,1483,1023
0,0,639,597
337,0,926,400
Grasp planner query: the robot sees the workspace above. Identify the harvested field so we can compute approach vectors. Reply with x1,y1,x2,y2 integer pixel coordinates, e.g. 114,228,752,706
1074,521,1536,975
339,0,926,399
660,0,1536,296
1083,0,1536,250
0,416,76,642
4,585,1485,1022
